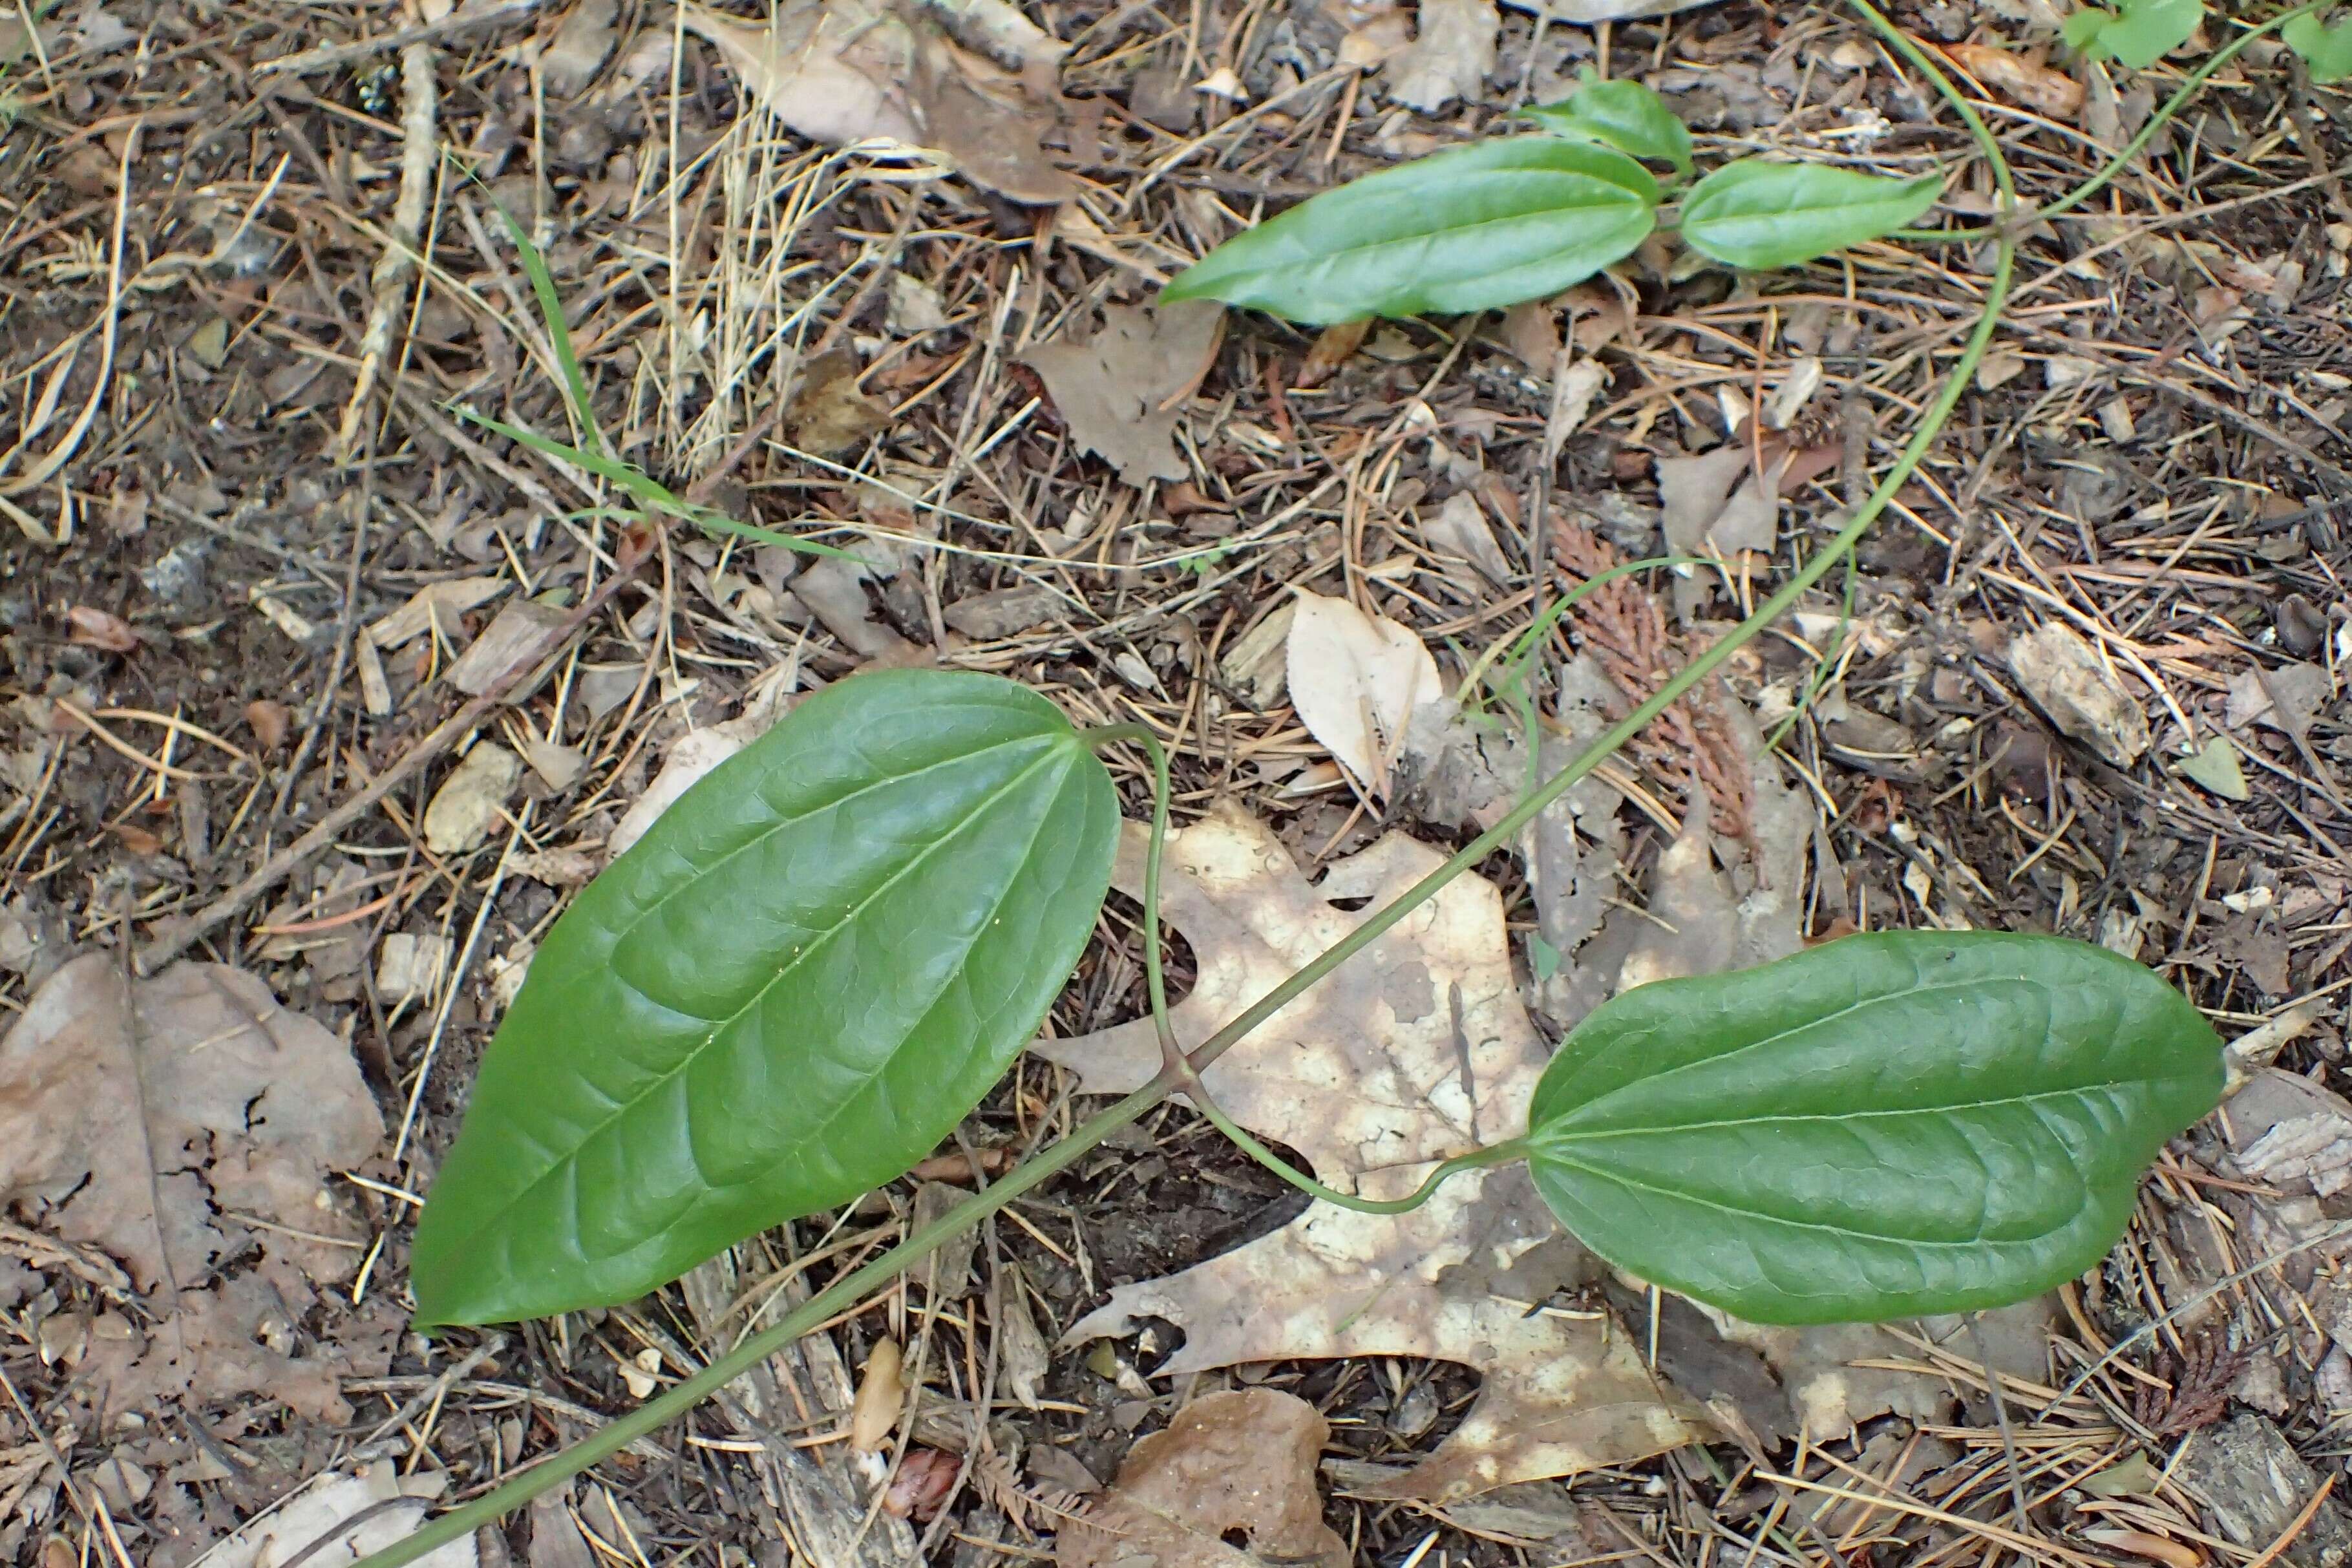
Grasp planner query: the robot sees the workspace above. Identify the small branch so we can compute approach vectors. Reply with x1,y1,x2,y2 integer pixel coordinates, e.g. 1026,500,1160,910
255,0,541,75
336,25,439,458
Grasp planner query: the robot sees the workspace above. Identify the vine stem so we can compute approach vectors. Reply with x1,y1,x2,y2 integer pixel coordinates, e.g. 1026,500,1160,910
351,14,2020,1562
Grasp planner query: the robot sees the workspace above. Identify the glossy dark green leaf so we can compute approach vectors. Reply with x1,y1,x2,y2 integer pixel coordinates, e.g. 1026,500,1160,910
1525,78,1693,175
1525,931,2223,1324
1160,138,1658,324
2063,0,2199,68
411,670,1119,1326
1679,160,1940,270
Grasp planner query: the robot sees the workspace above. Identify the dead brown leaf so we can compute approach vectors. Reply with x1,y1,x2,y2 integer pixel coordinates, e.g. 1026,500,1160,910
1297,319,1372,389
1022,301,1224,486
2007,622,2150,767
0,953,386,1420
1384,0,1496,111
1284,588,1443,794
243,699,291,750
682,0,1074,204
1042,809,1705,1499
66,605,138,653
2227,661,2331,746
1055,1390,1347,1568
785,349,889,459
1942,41,2084,119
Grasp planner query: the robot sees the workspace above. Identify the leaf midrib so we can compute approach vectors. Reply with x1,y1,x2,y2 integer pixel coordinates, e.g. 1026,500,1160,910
611,727,1055,962
1225,179,1651,278
1691,185,1927,231
1542,1075,2181,1141
1540,971,2029,1116
483,744,1072,1239
1536,1148,2088,1249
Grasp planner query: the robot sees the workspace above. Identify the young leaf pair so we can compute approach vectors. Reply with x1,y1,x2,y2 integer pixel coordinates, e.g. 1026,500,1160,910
1158,77,1940,325
2062,0,2346,83
416,669,2223,1331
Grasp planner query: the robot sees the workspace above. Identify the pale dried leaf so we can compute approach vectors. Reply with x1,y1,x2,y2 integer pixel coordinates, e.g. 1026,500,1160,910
1384,0,1496,111
1942,41,2083,119
0,955,384,1420
423,742,523,856
683,0,1074,204
1021,302,1224,486
1547,358,1608,460
1056,1391,1347,1568
607,705,790,860
1041,810,1704,1499
193,1468,476,1568
1284,589,1445,790
540,0,617,96
2006,623,2150,766
1419,490,1514,586
1657,446,1775,560
2226,662,2331,745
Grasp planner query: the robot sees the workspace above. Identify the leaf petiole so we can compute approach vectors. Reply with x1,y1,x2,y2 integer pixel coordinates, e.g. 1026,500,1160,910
1192,1095,1532,1214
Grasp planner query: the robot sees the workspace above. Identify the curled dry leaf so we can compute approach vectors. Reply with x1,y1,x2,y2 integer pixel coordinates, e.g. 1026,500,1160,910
1055,1390,1346,1568
606,683,796,858
1284,589,1445,794
851,1339,906,1452
682,0,1074,204
67,604,140,652
882,1449,962,1520
2006,622,2150,767
2226,661,2331,746
1942,41,2084,119
1021,301,1224,487
244,699,292,750
0,954,385,1421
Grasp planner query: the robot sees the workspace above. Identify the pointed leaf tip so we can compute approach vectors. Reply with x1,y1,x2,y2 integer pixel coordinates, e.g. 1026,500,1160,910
1525,930,2223,1324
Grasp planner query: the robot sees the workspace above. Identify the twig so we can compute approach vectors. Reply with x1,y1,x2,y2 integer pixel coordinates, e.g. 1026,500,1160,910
336,19,440,457
133,551,646,976
255,0,541,75
2244,1474,2337,1568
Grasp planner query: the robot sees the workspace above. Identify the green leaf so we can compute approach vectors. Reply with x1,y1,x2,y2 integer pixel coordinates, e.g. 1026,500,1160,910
1161,138,1658,324
410,670,1120,1326
1679,160,1941,270
1525,930,2223,1324
2064,0,2200,68
2284,10,2352,81
1525,78,1693,175
2176,736,2251,800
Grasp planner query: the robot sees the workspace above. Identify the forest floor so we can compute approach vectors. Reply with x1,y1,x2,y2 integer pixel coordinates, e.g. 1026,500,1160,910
3,0,2352,1564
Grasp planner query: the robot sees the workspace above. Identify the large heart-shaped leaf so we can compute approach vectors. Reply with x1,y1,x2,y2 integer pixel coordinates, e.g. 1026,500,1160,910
1678,160,1940,271
410,670,1119,1326
1525,931,2222,1324
1160,138,1658,325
